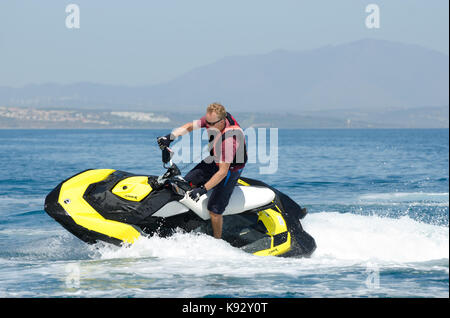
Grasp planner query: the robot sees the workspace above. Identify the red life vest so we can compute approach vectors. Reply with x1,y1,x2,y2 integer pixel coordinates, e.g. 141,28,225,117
208,112,248,168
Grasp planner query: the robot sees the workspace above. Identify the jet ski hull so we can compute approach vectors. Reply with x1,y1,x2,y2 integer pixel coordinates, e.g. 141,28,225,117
44,169,316,257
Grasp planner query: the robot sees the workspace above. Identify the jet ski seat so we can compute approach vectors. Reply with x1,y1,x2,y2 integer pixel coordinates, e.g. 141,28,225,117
180,186,276,220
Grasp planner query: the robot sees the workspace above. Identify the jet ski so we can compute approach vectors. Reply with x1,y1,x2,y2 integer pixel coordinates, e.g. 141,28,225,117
44,148,316,257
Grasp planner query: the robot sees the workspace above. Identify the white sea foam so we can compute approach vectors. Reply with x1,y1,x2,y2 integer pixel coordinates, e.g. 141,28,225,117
305,212,449,263
7,211,442,297
3,208,448,297
89,212,449,268
91,230,247,262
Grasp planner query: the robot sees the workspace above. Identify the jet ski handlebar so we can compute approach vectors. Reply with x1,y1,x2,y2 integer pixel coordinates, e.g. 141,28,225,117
157,146,190,195
161,146,174,167
157,162,190,197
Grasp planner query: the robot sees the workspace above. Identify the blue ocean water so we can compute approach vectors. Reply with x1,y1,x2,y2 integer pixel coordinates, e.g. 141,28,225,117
0,129,448,298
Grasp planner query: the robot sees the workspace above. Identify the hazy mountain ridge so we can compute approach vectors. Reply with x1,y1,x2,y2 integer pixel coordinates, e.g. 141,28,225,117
0,39,448,128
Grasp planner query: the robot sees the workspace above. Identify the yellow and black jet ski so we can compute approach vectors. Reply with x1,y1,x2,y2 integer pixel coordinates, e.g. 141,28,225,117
44,149,316,257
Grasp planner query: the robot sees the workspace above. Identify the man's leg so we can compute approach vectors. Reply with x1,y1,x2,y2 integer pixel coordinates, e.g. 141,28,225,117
209,211,223,239
207,168,243,239
184,160,218,188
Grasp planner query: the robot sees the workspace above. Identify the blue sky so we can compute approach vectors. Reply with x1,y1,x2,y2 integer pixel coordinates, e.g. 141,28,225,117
0,0,448,87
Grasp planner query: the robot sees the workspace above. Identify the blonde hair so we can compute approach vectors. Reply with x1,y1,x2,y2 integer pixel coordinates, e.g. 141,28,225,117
206,103,226,119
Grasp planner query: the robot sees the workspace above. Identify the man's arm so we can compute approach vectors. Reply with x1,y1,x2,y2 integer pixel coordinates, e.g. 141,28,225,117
171,119,203,138
187,158,230,202
158,120,201,149
204,162,230,191
172,121,192,138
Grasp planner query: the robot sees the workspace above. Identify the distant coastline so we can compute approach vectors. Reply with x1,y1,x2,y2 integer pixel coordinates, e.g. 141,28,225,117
0,106,448,129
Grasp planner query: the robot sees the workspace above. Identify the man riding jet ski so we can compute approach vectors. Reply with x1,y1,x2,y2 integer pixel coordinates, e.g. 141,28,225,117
44,147,316,257
44,150,315,257
158,103,248,240
44,104,316,257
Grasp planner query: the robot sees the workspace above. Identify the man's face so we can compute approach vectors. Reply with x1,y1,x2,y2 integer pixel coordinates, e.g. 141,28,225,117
205,111,225,130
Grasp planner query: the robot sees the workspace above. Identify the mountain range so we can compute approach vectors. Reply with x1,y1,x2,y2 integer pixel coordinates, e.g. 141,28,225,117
0,38,448,127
